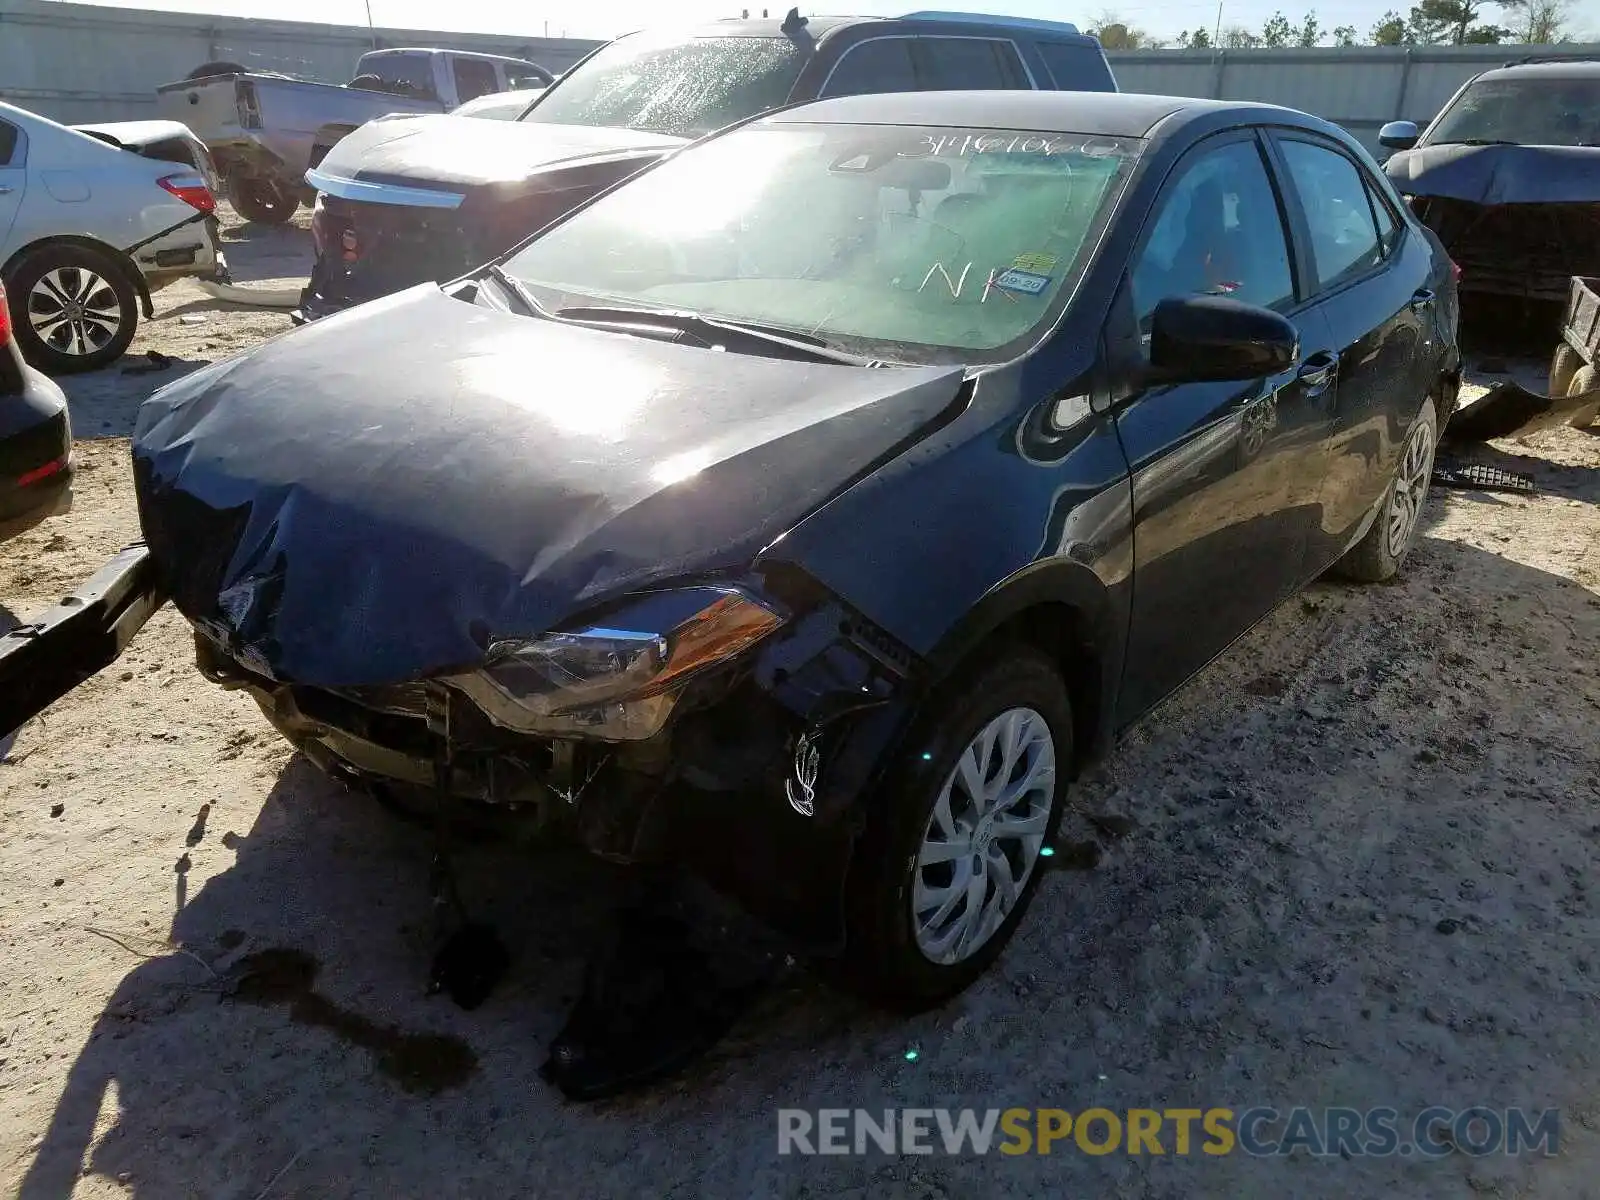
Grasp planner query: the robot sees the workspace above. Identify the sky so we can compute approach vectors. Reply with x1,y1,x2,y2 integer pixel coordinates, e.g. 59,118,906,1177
67,0,1435,46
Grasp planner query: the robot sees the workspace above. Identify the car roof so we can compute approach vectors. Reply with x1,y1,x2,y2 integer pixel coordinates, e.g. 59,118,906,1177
1474,58,1600,82
657,11,1097,42
764,89,1297,140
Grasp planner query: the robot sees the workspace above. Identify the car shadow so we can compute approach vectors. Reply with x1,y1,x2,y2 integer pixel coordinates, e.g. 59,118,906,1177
15,538,1600,1197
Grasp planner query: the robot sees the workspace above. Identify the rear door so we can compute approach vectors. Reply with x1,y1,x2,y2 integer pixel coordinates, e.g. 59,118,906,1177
0,118,25,253
1266,130,1436,573
1110,130,1335,723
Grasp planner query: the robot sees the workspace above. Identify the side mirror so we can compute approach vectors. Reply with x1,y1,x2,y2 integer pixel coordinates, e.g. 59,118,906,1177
1148,295,1299,383
1378,120,1419,151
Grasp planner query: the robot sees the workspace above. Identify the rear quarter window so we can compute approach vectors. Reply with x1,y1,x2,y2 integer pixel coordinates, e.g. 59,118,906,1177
1036,41,1111,91
0,121,17,167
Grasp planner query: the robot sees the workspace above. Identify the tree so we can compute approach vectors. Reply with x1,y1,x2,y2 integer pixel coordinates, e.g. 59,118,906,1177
1260,10,1295,45
1332,23,1359,43
1371,9,1411,41
1221,24,1262,46
1088,13,1162,48
1406,0,1502,44
1500,0,1570,42
1176,27,1213,47
1296,9,1323,44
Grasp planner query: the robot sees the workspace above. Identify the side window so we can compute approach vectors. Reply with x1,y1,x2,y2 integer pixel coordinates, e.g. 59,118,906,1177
915,38,1027,90
1365,177,1401,258
820,38,919,98
1277,139,1383,290
504,63,550,90
0,120,16,167
453,58,500,104
1129,138,1295,333
1036,42,1098,90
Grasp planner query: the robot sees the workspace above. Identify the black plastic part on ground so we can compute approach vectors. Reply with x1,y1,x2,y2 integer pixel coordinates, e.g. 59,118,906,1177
541,871,788,1102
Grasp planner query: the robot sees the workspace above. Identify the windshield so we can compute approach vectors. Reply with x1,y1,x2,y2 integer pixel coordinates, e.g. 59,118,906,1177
501,123,1140,365
1425,77,1600,148
518,32,808,138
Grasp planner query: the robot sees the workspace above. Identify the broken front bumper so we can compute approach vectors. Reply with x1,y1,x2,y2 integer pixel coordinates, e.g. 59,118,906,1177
0,544,165,735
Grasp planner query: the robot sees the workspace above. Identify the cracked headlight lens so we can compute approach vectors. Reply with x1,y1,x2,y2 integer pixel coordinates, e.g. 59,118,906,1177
450,589,785,741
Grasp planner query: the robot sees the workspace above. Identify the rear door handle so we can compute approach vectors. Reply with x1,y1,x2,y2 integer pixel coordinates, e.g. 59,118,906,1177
1410,288,1435,312
1297,351,1338,392
0,186,13,195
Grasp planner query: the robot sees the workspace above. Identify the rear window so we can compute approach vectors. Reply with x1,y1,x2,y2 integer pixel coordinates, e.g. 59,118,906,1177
353,52,437,99
520,33,807,138
1037,41,1106,90
916,37,1028,90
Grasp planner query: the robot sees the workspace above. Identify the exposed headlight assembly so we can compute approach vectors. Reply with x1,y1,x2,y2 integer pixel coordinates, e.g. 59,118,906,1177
448,588,785,742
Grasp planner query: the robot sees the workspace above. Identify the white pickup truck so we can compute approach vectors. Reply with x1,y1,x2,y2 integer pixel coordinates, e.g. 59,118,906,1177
155,48,554,224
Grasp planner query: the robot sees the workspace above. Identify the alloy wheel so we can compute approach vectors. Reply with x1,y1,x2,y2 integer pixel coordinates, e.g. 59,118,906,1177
28,267,123,359
1384,416,1434,559
912,707,1057,965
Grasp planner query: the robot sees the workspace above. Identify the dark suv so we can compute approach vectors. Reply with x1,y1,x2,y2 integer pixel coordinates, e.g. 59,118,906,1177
297,10,1115,320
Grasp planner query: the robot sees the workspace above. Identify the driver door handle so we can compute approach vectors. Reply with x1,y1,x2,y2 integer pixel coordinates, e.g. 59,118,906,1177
1297,351,1338,393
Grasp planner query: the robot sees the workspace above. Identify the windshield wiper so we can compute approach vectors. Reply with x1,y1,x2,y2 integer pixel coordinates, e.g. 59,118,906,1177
484,263,550,318
552,304,887,366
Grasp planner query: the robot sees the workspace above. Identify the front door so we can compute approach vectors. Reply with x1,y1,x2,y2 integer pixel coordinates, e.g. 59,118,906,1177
1110,131,1335,724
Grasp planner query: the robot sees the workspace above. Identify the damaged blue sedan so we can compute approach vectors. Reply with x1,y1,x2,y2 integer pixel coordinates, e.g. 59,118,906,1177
5,90,1460,1010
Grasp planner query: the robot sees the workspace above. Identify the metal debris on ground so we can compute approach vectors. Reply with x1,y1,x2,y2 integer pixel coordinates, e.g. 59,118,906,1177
1431,461,1538,495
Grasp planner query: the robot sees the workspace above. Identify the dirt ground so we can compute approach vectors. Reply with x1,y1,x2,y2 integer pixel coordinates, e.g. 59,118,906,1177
3,208,1600,1199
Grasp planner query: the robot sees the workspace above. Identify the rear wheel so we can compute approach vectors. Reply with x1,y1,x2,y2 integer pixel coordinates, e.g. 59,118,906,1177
1333,396,1438,584
1549,343,1581,399
228,176,299,225
5,244,138,374
838,646,1072,1012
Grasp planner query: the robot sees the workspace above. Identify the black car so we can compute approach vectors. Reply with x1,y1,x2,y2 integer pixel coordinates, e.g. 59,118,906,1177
0,283,73,542
7,90,1459,1010
297,9,1116,321
1379,56,1600,342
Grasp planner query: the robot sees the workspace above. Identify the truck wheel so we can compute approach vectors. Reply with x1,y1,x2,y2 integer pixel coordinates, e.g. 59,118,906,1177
1549,344,1581,399
5,244,138,374
1568,365,1599,429
227,177,299,225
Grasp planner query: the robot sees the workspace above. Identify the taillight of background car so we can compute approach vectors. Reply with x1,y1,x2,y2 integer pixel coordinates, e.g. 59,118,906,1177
311,194,359,262
0,282,11,347
159,173,216,214
1450,259,1462,283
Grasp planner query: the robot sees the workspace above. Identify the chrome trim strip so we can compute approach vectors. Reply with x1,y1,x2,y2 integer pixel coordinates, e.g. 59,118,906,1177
303,166,465,210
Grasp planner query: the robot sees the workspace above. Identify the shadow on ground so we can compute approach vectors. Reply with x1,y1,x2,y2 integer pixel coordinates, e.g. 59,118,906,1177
15,539,1600,1199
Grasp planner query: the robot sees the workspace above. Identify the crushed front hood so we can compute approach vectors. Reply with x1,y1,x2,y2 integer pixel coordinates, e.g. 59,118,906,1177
1385,142,1600,205
132,287,965,687
314,114,687,193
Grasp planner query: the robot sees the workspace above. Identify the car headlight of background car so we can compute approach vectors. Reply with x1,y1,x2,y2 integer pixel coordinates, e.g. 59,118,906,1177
447,587,785,742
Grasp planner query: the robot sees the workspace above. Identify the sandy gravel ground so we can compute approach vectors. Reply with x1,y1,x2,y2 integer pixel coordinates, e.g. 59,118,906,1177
3,209,1600,1198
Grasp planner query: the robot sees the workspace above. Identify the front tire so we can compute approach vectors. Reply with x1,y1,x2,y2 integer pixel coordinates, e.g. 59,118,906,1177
1333,396,1439,584
5,245,138,374
227,176,300,225
838,646,1072,1012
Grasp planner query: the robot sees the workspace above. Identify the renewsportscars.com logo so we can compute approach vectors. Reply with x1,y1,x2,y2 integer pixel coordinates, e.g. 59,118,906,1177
776,1107,1561,1158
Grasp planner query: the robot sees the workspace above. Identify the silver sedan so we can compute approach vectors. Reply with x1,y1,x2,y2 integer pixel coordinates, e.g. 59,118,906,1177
0,102,224,373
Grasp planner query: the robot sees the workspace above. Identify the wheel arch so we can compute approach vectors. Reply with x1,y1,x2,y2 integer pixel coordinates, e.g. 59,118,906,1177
2,235,153,319
921,558,1125,771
